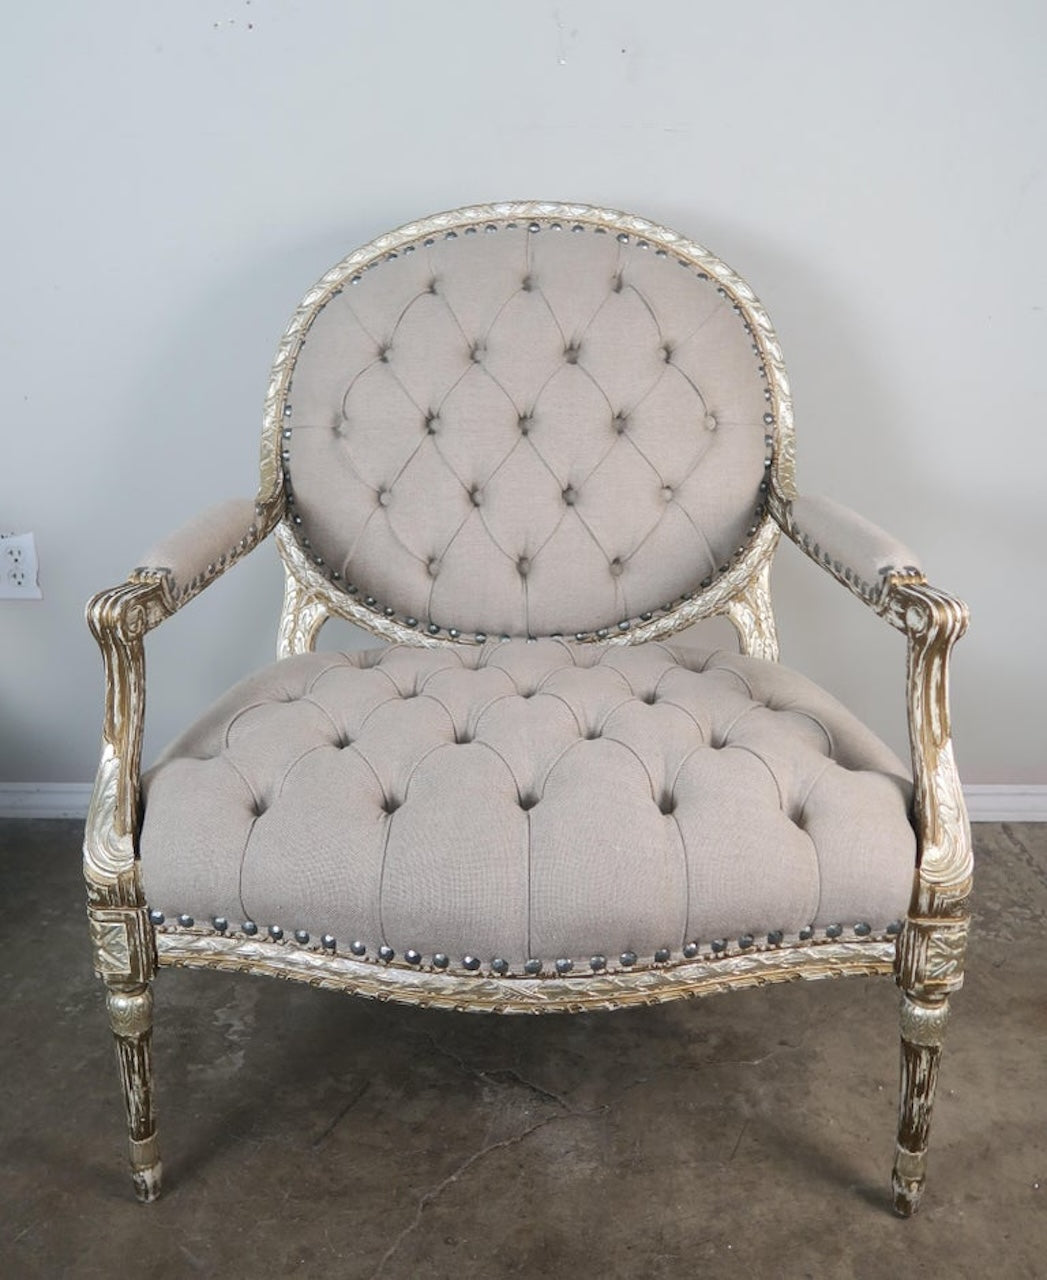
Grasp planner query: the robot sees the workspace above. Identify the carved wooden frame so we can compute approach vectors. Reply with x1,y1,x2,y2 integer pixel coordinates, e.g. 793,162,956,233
83,202,969,1214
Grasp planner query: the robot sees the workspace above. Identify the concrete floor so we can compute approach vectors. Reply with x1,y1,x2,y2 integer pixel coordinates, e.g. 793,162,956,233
1,820,1044,1279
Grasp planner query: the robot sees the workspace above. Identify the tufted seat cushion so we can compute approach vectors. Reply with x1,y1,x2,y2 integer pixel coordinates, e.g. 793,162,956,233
140,640,915,972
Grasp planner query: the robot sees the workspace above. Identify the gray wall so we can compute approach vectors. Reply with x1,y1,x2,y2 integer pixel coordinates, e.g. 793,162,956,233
2,1,1044,785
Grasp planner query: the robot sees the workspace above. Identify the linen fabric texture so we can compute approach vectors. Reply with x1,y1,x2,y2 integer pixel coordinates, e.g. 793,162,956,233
140,640,915,968
284,224,769,638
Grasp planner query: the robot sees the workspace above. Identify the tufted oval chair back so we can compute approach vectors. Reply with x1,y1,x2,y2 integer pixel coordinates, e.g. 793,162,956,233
269,203,793,644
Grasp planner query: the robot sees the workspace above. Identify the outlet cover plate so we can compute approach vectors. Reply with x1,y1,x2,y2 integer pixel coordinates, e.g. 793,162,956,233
0,532,43,599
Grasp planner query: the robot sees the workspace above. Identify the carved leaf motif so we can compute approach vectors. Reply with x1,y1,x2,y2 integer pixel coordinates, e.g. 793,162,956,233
157,932,894,1015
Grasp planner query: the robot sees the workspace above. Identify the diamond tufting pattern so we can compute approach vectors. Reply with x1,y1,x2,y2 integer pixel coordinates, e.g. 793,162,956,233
284,221,770,637
141,640,915,971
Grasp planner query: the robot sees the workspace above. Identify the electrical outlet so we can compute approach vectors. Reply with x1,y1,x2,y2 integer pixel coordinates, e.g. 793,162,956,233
0,532,43,599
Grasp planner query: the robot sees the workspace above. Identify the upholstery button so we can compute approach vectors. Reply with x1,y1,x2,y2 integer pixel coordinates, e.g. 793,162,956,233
661,344,672,362
428,279,439,294
470,487,483,506
519,792,538,810
612,274,624,293
661,485,674,502
613,413,628,434
564,343,580,364
378,345,390,363
517,556,531,577
704,412,718,431
427,559,440,577
518,413,532,435
521,275,534,292
425,412,439,434
377,489,391,507
562,485,577,506
470,343,485,363
609,557,623,576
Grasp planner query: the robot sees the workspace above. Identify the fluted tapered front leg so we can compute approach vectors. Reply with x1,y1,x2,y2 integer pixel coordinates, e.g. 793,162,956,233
892,992,950,1215
107,984,162,1202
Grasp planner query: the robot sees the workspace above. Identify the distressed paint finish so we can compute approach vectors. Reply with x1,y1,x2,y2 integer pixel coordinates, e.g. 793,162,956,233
156,930,895,1014
890,580,971,1216
107,986,161,1203
82,204,972,1211
771,520,973,1215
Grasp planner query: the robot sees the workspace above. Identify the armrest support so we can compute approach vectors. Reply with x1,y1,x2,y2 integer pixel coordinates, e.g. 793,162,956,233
891,578,972,1002
775,493,971,951
778,493,924,613
84,497,281,900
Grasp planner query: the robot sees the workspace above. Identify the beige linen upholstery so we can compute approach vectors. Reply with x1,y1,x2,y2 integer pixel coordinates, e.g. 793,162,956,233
84,203,970,1216
285,223,770,637
141,639,914,970
782,494,922,602
136,497,262,600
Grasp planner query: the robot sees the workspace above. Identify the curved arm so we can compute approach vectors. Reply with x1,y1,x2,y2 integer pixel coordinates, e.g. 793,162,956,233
774,491,971,947
776,493,924,615
84,579,172,903
84,495,282,902
891,578,972,925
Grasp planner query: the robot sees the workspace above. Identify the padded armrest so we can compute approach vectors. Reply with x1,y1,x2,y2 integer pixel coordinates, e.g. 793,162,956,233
778,494,923,607
132,498,264,605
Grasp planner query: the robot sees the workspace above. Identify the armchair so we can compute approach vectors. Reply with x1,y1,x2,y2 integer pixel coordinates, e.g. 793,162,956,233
84,202,970,1217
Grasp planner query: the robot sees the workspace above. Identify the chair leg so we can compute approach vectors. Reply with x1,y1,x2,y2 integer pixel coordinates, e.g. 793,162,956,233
106,982,162,1202
892,991,950,1216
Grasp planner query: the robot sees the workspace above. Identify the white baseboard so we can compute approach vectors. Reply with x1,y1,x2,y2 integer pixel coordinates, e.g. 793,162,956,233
0,783,93,819
962,785,1047,823
0,781,1044,823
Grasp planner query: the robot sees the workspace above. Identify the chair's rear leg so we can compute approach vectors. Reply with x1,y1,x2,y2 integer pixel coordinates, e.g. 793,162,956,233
105,982,162,1202
892,992,950,1216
